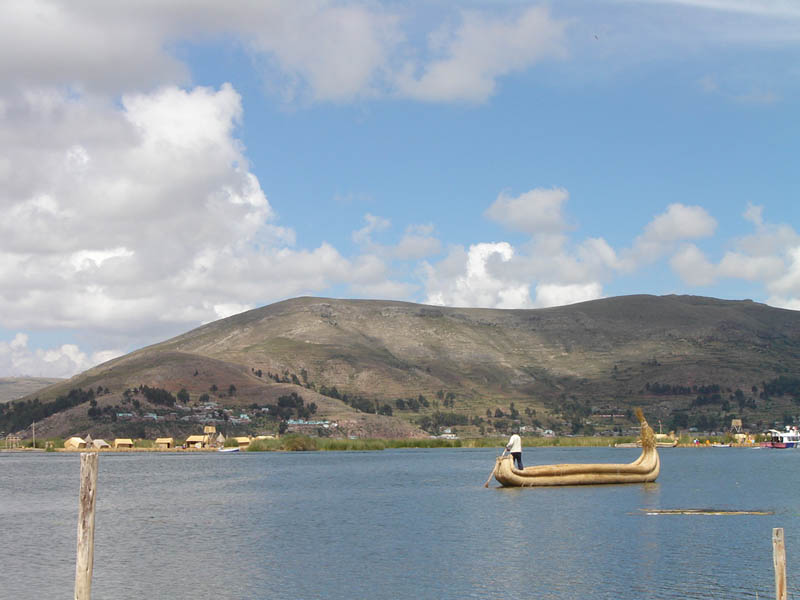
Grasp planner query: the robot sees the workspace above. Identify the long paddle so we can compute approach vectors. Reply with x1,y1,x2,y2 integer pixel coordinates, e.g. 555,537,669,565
483,449,507,487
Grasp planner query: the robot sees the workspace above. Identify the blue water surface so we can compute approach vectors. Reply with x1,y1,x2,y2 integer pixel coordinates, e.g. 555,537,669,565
2,446,798,599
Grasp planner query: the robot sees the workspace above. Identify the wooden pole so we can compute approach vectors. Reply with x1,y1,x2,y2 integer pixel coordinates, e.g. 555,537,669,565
773,527,786,600
484,450,507,487
75,452,99,600
483,461,499,488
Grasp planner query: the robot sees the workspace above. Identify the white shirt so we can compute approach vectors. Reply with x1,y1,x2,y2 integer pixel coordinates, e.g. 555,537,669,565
506,433,522,453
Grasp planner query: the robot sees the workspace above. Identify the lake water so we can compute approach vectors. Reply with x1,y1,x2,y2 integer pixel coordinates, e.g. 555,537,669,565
2,446,799,599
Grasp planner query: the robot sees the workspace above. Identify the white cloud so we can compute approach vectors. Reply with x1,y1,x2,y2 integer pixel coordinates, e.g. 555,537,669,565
393,224,442,260
0,83,378,351
0,333,120,378
577,237,622,273
0,1,187,94
623,203,717,269
641,0,800,19
767,246,800,305
743,202,764,226
670,244,716,286
643,203,717,242
485,187,570,235
210,303,255,322
352,213,391,245
425,242,532,309
533,282,603,308
350,280,417,300
69,247,134,272
424,187,625,310
353,218,442,261
0,2,568,105
244,2,401,102
665,205,800,309
717,252,784,281
422,237,607,310
396,6,567,103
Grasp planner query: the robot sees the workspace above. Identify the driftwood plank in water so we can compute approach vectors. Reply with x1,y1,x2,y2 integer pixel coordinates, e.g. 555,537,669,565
75,452,99,600
642,509,773,516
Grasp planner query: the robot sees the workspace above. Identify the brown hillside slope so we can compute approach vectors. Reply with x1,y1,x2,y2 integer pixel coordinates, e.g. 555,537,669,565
0,377,63,403
150,294,800,398
14,294,800,437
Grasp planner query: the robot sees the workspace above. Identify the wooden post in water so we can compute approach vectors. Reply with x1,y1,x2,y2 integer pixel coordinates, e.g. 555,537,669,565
773,527,786,600
75,452,99,600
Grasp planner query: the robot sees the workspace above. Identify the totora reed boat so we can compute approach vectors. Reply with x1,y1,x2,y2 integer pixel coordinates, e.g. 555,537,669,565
491,409,660,487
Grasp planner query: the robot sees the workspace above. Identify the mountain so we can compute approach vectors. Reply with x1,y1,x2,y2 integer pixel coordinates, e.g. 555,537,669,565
0,377,64,403
6,295,800,440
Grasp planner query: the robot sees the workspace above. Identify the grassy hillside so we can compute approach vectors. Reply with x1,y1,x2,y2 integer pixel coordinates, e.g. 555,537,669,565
0,377,63,403
6,295,800,440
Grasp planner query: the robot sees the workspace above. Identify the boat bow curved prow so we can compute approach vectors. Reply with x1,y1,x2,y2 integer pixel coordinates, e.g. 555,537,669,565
493,416,660,487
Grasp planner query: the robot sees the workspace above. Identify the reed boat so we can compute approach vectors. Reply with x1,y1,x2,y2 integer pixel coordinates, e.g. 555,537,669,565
492,411,660,487
614,438,676,448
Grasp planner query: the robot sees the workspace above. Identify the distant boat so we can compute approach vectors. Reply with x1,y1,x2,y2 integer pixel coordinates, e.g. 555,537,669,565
760,429,800,449
218,446,240,453
711,443,730,448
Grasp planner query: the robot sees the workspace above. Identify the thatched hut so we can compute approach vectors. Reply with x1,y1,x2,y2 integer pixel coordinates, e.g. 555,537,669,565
185,434,207,448
92,439,111,449
64,436,87,450
155,437,174,449
234,436,251,450
114,438,134,449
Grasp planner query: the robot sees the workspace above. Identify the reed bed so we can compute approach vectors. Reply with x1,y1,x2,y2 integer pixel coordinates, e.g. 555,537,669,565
244,435,640,452
460,436,636,448
246,435,463,452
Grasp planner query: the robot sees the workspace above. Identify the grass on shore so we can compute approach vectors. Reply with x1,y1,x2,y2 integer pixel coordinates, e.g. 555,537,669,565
12,433,747,453
244,434,640,452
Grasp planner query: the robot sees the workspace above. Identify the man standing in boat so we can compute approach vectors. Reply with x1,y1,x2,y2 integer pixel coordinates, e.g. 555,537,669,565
506,432,523,470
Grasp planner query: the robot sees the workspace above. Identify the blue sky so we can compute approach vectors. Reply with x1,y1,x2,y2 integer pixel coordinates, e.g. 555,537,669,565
0,0,799,377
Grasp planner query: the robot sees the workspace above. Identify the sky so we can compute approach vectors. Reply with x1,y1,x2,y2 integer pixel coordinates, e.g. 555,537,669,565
1,0,799,378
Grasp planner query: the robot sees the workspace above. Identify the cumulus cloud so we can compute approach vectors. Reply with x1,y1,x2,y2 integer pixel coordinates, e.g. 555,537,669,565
0,1,396,101
353,217,442,261
670,244,717,286
643,0,800,19
424,195,755,312
717,252,784,281
533,282,603,308
0,1,567,104
425,242,533,309
393,224,442,260
0,333,120,378
352,213,391,246
425,187,616,309
485,187,570,235
577,238,622,274
0,83,376,353
0,0,186,94
666,204,800,310
422,239,607,309
623,203,717,269
396,6,567,103
243,2,401,102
